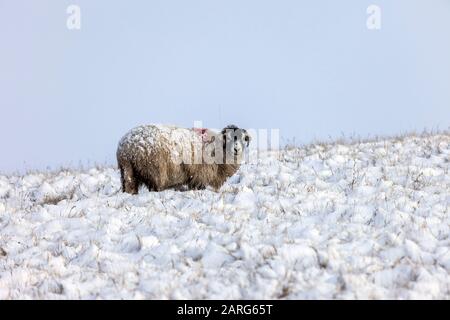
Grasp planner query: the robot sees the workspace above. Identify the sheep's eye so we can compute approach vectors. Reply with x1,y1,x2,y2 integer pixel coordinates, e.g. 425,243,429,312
234,136,237,141
245,136,249,142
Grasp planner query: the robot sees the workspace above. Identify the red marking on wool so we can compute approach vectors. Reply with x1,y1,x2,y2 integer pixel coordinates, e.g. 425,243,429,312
193,128,209,143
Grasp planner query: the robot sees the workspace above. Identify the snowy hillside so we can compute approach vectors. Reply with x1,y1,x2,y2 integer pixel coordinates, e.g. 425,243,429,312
0,133,449,299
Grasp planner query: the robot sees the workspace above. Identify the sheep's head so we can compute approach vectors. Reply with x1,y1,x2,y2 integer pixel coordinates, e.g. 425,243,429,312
220,124,251,164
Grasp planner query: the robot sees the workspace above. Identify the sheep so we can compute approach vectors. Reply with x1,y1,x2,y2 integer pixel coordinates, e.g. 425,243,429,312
116,124,251,194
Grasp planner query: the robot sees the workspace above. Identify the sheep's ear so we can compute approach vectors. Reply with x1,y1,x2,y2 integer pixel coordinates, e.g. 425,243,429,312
245,133,251,147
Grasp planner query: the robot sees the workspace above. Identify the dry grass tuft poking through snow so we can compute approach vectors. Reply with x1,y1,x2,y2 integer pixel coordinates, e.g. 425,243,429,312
0,132,449,299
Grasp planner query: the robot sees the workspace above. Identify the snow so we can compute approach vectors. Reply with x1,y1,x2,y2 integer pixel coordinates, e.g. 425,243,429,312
0,133,449,299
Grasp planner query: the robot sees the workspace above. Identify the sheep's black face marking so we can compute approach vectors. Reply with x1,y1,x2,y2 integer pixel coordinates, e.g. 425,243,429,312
221,125,251,163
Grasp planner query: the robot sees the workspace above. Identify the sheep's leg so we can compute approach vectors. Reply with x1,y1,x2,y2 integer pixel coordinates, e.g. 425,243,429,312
193,184,206,190
187,179,206,190
122,162,139,194
173,184,189,192
144,180,157,192
119,165,125,191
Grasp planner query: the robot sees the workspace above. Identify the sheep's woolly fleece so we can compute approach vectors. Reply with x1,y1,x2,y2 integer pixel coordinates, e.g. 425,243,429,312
118,124,207,163
0,133,449,299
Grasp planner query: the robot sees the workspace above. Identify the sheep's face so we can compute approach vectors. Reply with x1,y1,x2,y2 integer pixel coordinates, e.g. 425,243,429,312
221,125,251,164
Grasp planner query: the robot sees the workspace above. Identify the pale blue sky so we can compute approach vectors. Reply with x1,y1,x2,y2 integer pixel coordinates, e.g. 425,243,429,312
0,0,449,173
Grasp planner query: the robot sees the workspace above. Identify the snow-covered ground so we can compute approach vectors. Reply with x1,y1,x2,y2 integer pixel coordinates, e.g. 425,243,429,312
0,133,449,299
